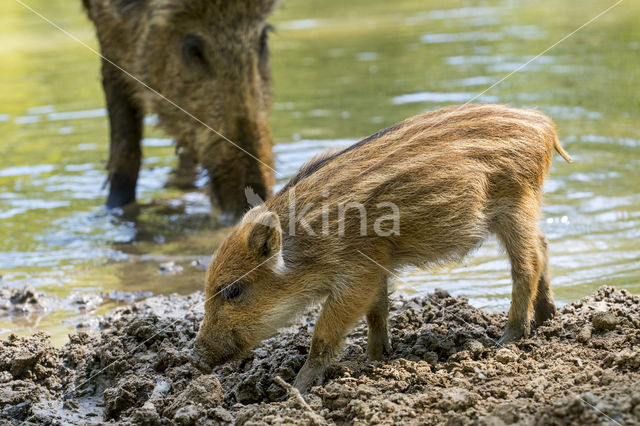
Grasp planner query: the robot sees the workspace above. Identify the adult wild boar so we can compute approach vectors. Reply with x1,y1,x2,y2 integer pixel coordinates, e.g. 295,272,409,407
194,104,572,391
82,0,277,222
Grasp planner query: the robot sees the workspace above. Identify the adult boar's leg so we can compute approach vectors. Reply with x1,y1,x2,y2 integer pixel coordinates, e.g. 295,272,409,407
294,272,383,392
166,145,197,189
102,60,143,208
495,196,544,345
366,276,391,361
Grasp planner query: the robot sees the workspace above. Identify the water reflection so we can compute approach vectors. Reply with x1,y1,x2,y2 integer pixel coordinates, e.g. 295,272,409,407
1,0,639,342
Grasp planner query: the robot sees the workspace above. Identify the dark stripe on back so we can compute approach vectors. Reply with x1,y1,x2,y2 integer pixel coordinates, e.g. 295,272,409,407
277,122,400,194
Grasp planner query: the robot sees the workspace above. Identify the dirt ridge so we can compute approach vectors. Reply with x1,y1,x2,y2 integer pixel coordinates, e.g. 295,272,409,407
1,286,639,425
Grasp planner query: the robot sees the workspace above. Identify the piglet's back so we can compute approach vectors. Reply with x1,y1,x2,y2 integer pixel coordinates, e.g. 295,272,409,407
274,104,566,208
266,104,569,267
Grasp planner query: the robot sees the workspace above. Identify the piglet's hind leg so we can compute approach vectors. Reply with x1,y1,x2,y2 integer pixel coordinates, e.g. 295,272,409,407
494,200,544,345
366,276,391,361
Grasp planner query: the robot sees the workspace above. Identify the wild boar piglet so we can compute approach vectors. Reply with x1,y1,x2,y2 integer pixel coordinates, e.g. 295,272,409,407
194,103,572,391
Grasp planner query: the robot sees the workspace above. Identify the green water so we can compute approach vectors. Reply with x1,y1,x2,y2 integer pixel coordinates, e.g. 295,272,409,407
1,0,639,344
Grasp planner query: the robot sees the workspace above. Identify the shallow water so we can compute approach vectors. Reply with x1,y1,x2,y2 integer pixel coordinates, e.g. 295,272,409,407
1,0,639,343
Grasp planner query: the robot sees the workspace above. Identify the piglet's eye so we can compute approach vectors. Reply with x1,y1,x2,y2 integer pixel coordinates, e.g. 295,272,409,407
222,282,243,302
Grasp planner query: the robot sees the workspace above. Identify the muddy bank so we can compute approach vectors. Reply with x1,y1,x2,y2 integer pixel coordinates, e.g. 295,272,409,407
1,286,639,425
0,286,153,334
0,286,103,315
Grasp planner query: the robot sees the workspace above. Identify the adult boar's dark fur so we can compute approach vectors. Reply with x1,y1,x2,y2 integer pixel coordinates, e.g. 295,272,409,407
82,0,277,222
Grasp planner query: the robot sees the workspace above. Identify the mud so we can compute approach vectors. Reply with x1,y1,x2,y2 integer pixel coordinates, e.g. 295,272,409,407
1,286,638,425
0,286,152,333
0,286,103,315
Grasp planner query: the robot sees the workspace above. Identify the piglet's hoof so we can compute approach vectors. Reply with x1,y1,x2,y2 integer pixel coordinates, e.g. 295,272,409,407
535,302,557,325
293,361,325,393
366,337,392,361
497,324,526,346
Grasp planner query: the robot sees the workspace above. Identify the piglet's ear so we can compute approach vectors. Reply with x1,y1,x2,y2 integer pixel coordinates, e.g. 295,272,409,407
247,211,282,258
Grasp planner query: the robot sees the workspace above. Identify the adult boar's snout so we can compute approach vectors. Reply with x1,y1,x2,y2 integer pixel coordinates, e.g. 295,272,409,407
202,109,274,224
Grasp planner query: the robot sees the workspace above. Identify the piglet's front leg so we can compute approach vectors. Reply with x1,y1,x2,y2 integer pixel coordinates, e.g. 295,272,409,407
293,277,381,392
293,336,334,392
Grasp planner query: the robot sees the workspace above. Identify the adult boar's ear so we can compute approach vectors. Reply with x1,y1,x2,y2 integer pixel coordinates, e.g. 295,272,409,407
247,211,282,259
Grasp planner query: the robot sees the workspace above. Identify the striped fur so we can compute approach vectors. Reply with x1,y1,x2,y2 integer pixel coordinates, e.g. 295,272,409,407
195,103,571,391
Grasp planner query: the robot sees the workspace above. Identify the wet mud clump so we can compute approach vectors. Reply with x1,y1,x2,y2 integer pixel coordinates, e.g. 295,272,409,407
1,286,639,425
